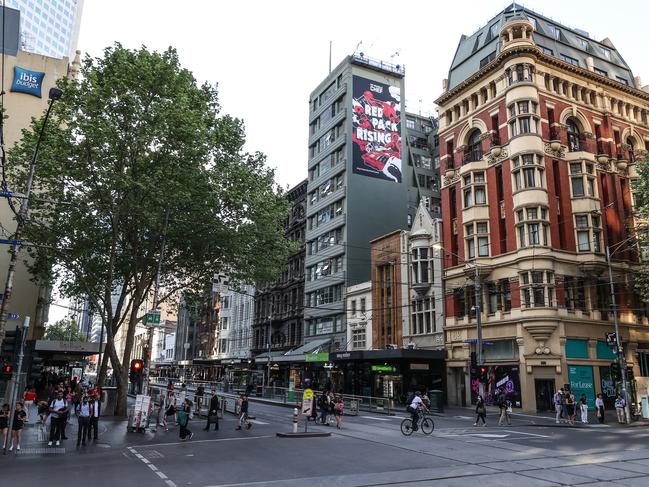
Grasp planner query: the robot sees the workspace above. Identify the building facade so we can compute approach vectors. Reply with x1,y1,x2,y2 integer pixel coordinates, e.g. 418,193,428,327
216,285,255,360
346,281,372,351
7,0,84,59
252,180,307,355
0,7,78,344
305,54,407,352
437,4,649,411
405,114,441,221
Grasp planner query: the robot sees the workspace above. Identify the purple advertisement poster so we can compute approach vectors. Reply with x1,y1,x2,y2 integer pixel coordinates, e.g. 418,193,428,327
471,365,522,407
351,75,402,183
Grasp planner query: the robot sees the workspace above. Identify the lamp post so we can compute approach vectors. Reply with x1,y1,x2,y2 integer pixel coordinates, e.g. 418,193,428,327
433,244,485,366
0,88,63,335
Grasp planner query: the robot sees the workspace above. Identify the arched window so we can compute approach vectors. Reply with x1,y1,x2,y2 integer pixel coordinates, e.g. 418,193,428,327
566,118,581,152
465,129,483,163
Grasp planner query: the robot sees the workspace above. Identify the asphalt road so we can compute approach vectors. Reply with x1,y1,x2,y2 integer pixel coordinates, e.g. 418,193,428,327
3,401,649,487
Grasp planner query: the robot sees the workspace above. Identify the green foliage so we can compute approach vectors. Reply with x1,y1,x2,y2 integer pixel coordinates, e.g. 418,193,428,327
43,319,87,342
7,44,293,412
632,154,649,300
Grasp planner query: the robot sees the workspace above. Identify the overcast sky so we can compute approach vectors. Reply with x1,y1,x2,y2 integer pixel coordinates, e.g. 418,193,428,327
74,0,649,190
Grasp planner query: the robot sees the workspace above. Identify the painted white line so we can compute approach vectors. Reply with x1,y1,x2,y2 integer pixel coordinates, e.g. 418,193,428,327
248,419,269,425
360,416,391,421
502,429,550,438
466,433,510,438
131,435,273,448
129,446,178,487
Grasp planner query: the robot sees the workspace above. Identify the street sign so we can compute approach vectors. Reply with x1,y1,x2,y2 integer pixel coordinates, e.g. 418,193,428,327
145,311,161,325
305,352,329,362
606,332,618,349
7,313,19,319
301,389,313,415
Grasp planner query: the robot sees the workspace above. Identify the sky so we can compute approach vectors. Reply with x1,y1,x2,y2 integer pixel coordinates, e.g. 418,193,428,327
48,0,649,323
74,0,649,191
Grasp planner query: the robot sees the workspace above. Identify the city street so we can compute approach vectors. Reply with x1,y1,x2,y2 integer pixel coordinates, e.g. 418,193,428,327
3,402,649,486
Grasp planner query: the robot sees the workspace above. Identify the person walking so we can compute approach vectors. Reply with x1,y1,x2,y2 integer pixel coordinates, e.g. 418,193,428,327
0,403,9,449
554,389,564,423
318,391,330,425
235,394,251,430
333,394,344,429
154,393,166,431
615,394,627,423
23,386,37,423
48,390,68,446
579,394,589,424
566,390,576,425
87,393,100,442
75,395,92,447
195,384,204,414
204,391,219,431
164,392,177,431
474,395,487,426
497,390,508,426
595,393,605,424
177,399,193,440
8,402,27,451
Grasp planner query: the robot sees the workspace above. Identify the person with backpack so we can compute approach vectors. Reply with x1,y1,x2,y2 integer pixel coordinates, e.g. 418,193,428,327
333,394,344,429
48,390,69,446
474,395,487,426
406,391,424,431
176,399,193,440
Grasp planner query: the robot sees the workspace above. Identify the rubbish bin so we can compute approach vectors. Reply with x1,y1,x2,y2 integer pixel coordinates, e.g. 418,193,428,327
102,386,118,416
428,390,444,413
641,395,649,419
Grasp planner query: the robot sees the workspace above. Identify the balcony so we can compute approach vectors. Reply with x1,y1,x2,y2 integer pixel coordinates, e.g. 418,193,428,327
463,148,483,164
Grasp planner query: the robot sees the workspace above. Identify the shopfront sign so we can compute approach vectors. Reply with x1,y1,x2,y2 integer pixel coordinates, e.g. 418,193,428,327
410,363,429,370
568,365,595,408
305,352,329,362
371,365,396,373
11,66,45,97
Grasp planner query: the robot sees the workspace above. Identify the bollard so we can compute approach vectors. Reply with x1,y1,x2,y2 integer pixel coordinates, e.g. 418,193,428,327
292,408,299,434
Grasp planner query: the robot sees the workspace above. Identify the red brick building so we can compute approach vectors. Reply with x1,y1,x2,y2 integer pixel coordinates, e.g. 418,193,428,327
436,5,649,411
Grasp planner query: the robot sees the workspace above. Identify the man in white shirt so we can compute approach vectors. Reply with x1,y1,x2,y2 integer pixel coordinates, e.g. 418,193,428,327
87,393,101,442
48,391,68,446
408,392,424,431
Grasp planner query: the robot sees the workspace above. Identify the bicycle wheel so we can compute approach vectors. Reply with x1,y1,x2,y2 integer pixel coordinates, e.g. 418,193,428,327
421,416,435,435
400,418,414,436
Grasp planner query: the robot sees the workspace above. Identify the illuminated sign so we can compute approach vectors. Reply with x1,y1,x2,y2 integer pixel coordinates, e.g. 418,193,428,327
11,66,45,97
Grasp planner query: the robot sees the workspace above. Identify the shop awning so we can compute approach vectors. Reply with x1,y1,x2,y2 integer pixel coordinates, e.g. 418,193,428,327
331,348,446,361
255,338,332,364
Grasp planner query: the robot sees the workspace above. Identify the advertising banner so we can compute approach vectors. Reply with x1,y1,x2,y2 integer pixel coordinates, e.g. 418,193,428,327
471,365,522,407
351,75,402,183
568,365,595,408
11,66,45,97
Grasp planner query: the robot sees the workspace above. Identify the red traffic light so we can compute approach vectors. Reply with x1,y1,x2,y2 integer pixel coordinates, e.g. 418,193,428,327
130,359,144,374
2,363,13,374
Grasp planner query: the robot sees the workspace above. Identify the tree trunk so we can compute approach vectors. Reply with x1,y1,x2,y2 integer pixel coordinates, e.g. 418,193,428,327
97,339,111,386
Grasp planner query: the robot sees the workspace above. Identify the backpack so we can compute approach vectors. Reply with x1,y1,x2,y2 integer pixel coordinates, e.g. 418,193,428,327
176,409,188,427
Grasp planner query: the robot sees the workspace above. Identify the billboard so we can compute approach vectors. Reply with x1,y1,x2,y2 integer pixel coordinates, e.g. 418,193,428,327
11,66,46,98
351,75,402,183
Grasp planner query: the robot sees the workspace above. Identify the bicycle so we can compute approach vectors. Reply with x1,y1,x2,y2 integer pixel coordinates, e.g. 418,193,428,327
401,411,434,436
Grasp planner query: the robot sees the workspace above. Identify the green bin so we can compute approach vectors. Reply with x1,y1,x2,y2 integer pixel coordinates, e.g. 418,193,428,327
429,390,444,413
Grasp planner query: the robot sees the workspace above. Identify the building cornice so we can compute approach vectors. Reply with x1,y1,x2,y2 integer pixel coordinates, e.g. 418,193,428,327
435,45,649,107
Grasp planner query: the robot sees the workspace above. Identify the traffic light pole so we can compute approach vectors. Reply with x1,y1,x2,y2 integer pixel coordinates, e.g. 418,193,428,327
606,245,630,424
474,265,483,366
3,316,28,456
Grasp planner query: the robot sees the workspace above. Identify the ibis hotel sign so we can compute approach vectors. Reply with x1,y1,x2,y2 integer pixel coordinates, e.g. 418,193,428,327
11,66,46,97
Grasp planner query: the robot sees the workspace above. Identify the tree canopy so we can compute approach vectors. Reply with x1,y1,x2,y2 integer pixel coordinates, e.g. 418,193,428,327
43,319,88,342
8,44,292,414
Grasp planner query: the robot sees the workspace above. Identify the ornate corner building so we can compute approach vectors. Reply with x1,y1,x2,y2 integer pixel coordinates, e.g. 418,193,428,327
436,4,649,411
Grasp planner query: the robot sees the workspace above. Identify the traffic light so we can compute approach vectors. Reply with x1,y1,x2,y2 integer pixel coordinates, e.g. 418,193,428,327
0,362,13,380
30,354,44,381
1,327,21,358
130,359,144,375
610,361,621,382
470,352,477,367
479,366,487,381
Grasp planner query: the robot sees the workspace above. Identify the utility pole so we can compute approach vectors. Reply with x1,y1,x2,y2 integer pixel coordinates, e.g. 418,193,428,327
3,316,28,455
606,245,631,424
0,88,62,337
474,265,483,366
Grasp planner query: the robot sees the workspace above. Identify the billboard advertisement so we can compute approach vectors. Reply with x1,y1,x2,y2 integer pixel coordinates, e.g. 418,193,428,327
471,365,522,408
351,75,402,183
11,66,45,97
568,364,595,408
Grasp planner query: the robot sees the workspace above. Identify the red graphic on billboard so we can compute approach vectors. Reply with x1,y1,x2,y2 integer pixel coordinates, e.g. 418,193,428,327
351,76,402,183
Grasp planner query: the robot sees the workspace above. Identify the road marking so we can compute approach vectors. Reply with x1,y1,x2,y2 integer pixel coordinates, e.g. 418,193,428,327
128,446,178,487
502,429,550,438
130,435,273,448
361,416,391,421
466,433,510,438
248,419,269,425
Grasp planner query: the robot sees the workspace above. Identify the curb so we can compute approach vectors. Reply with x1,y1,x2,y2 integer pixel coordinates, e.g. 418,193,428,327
276,431,332,438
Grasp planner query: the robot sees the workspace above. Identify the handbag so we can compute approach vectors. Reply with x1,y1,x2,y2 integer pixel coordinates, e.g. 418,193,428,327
506,406,513,413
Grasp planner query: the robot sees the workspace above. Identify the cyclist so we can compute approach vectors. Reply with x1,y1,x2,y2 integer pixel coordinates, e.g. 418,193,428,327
406,391,425,431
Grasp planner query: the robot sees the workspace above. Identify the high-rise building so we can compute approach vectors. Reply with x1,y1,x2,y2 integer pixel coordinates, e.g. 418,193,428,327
216,285,255,361
6,0,84,59
305,54,408,352
405,114,441,221
437,4,649,411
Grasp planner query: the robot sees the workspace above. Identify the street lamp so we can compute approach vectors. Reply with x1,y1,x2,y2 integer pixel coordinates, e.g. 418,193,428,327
592,204,635,424
433,243,486,366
